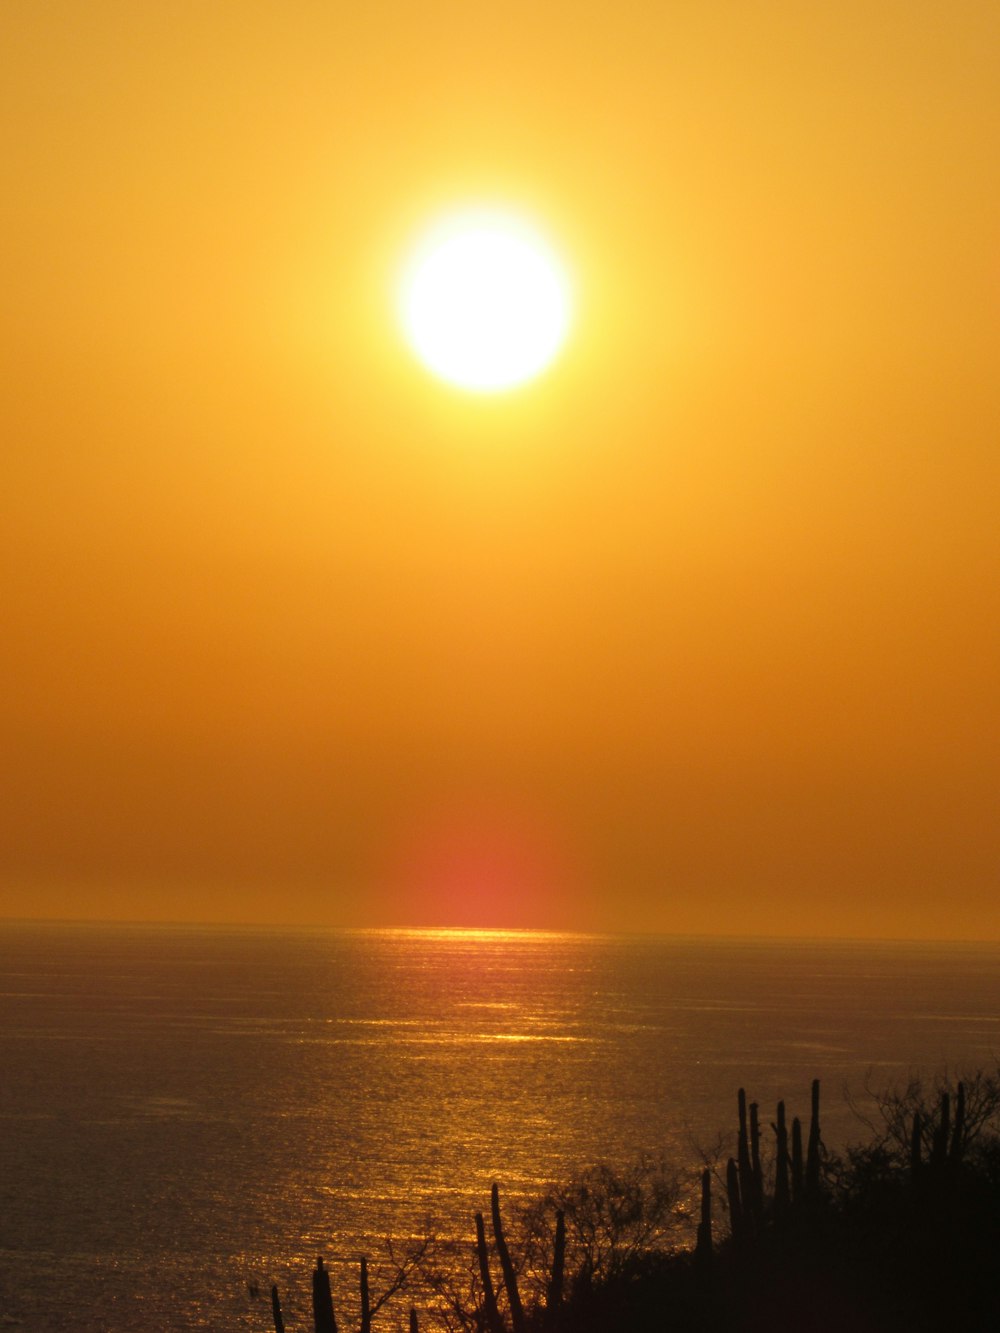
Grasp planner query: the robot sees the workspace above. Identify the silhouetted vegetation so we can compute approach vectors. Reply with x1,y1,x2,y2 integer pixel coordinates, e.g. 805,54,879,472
264,1068,1000,1333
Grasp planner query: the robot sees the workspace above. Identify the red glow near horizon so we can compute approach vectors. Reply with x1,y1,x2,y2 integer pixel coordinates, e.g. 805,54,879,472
382,802,576,929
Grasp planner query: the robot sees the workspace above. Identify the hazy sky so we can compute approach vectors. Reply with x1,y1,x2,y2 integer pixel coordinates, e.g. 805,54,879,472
3,1,998,937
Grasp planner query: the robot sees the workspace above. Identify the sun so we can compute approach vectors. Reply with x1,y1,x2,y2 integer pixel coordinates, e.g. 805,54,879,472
398,208,572,393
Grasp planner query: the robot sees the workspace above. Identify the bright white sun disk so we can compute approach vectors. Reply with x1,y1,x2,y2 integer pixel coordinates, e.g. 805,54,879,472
399,210,572,392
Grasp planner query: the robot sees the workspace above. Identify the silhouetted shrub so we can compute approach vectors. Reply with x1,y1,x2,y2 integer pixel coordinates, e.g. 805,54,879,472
271,1068,1000,1332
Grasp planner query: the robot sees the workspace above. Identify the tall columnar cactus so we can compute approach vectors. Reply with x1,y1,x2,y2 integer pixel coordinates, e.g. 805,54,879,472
491,1182,525,1333
271,1284,285,1333
475,1211,505,1333
725,1157,745,1245
749,1101,764,1225
544,1208,566,1331
773,1101,790,1224
737,1088,753,1211
360,1257,371,1333
805,1079,822,1200
312,1257,337,1333
791,1117,804,1205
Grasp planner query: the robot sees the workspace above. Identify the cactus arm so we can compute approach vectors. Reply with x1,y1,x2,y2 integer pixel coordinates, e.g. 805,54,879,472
476,1211,506,1333
271,1285,285,1333
491,1183,525,1333
312,1256,338,1333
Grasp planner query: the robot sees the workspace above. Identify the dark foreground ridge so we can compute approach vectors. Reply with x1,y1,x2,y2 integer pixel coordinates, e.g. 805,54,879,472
264,1071,1000,1333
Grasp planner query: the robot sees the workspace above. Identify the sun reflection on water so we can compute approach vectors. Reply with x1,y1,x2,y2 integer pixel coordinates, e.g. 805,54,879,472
7,926,1000,1330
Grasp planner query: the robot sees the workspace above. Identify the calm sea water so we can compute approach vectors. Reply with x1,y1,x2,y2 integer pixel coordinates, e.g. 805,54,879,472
1,922,999,1330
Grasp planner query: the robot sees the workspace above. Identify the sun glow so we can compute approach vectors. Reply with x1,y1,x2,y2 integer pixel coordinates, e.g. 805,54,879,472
399,208,572,392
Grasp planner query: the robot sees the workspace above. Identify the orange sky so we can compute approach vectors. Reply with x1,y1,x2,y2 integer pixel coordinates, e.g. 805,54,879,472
2,1,998,937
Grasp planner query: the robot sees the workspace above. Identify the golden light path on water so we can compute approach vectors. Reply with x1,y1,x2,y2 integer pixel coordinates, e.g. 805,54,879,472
4,924,1000,1329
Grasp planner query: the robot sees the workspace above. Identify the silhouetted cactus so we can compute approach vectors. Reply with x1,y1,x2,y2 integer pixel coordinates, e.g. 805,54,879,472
491,1183,525,1333
749,1101,764,1225
805,1079,822,1200
268,1069,1000,1333
544,1208,565,1330
773,1100,790,1224
475,1211,505,1333
725,1157,745,1246
736,1089,753,1216
791,1116,804,1205
360,1256,371,1333
312,1256,337,1333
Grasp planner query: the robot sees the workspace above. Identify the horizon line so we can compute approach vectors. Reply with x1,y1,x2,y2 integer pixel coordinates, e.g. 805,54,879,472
1,914,999,948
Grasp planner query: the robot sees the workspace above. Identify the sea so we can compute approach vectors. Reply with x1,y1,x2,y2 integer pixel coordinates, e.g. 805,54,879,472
1,921,999,1331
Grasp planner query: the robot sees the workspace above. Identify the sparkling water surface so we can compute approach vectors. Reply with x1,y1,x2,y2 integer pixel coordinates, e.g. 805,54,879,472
2,922,999,1330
